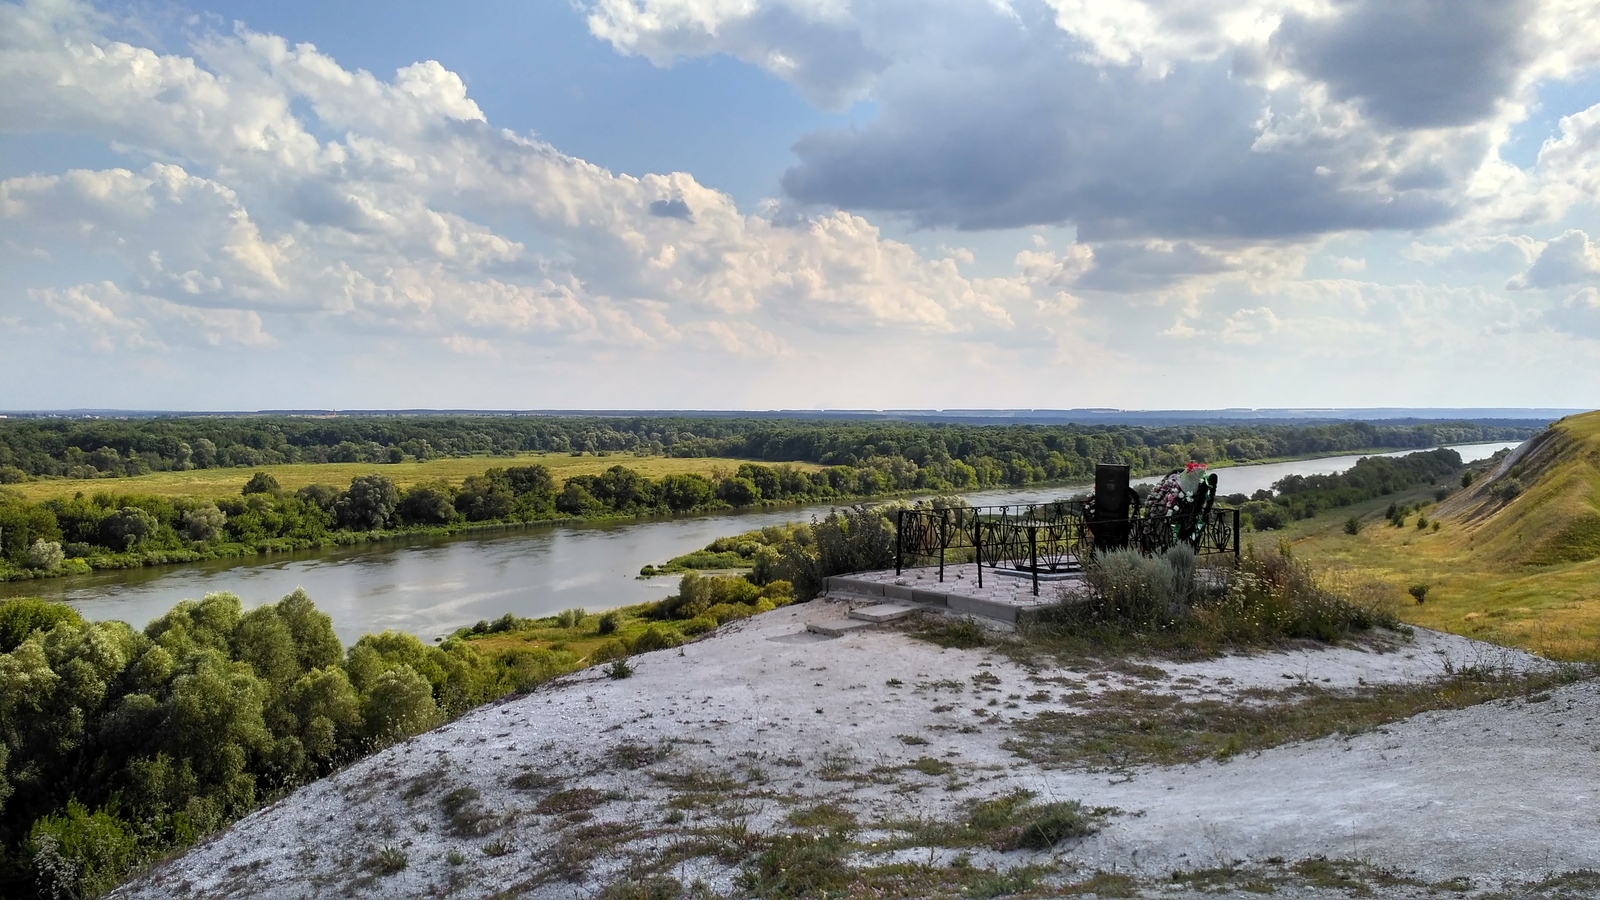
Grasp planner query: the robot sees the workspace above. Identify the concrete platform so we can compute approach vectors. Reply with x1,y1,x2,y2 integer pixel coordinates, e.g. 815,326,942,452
823,563,1082,624
847,603,917,624
804,618,879,637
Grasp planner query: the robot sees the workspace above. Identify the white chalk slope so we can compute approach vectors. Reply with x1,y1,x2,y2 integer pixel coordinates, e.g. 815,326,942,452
118,601,1599,898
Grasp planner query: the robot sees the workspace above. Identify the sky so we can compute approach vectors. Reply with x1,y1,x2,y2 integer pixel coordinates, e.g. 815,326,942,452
2,0,1600,411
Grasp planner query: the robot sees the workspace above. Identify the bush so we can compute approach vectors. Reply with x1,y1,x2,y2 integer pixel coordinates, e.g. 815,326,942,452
1037,545,1395,650
596,612,620,635
679,616,719,636
1408,583,1429,604
605,658,634,680
555,608,586,629
1461,471,1475,488
25,539,64,570
1344,516,1361,536
628,626,683,653
242,472,282,495
590,640,630,664
29,801,139,900
1491,477,1523,502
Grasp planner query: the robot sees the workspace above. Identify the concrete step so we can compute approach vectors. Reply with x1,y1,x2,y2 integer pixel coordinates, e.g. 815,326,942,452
848,604,917,624
806,619,878,637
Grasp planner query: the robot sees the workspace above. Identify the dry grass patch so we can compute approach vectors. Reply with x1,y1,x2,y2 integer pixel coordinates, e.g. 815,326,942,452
1006,663,1590,770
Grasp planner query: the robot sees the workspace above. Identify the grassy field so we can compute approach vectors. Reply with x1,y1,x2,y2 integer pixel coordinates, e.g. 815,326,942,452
7,454,824,502
1275,413,1600,661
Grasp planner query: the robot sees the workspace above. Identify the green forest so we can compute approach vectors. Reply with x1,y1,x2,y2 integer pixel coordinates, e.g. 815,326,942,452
0,414,1535,481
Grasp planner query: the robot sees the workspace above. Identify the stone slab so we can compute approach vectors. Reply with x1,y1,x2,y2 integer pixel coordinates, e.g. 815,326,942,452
825,576,884,598
847,604,917,624
805,619,878,637
948,593,1019,623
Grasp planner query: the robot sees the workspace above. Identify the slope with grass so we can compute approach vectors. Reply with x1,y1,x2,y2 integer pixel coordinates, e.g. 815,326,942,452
1276,410,1600,660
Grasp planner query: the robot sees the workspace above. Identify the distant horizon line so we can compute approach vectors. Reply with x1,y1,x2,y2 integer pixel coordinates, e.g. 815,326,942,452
0,406,1586,421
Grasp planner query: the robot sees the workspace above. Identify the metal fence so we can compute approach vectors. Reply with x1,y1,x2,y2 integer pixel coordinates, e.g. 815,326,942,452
895,502,1240,596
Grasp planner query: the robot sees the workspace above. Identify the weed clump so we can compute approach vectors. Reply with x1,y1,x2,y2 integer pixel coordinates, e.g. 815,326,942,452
605,658,634,679
1030,543,1397,655
365,845,408,874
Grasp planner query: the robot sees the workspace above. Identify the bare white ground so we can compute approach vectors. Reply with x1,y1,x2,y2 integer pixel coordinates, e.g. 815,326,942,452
115,601,1599,899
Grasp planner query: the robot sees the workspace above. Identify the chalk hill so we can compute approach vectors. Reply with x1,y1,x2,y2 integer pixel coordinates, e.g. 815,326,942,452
1441,409,1600,566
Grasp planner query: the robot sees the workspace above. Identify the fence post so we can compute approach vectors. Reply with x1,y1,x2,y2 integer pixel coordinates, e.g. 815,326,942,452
938,509,947,583
895,509,904,575
975,516,983,589
1028,525,1039,597
1232,507,1241,560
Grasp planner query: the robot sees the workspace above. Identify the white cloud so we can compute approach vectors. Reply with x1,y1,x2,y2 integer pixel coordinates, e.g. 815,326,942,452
0,0,1080,366
1509,229,1600,289
586,0,1600,243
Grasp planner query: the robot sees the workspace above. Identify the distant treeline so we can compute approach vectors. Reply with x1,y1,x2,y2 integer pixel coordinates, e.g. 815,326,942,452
1241,448,1467,530
0,415,1536,482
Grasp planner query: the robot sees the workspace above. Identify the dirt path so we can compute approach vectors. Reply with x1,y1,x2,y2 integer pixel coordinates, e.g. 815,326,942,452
116,601,1598,899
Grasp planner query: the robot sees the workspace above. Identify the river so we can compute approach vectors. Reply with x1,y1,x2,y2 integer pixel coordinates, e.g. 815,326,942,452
2,441,1520,644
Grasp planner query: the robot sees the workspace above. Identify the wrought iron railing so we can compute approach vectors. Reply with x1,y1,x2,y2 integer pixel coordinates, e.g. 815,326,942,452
895,502,1240,596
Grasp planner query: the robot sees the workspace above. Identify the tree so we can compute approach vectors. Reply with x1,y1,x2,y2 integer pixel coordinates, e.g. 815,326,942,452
181,502,227,542
101,507,157,551
717,476,761,507
454,474,512,522
658,474,714,512
335,475,399,530
192,438,218,468
25,540,63,570
242,472,281,495
396,483,457,526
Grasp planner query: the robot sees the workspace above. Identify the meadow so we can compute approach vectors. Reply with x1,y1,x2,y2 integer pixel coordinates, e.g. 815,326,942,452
1275,412,1600,661
6,453,821,503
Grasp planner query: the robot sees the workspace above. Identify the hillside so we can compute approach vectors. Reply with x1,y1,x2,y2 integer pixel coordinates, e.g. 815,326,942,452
115,603,1594,899
1438,412,1600,566
1272,410,1600,659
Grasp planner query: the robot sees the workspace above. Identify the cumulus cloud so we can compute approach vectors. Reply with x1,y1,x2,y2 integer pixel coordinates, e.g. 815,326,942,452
1273,0,1536,129
1508,229,1600,288
586,0,1599,243
0,0,1079,367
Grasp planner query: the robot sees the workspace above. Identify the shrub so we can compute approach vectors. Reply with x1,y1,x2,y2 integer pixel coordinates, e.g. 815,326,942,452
242,472,281,495
596,612,620,635
1344,516,1361,536
555,608,586,629
366,844,408,874
628,626,683,653
1416,515,1429,530
1491,477,1523,502
1461,471,1475,488
1037,545,1395,650
1075,549,1186,629
605,658,634,680
590,640,630,663
1408,584,1429,604
28,801,139,900
679,616,719,636
25,539,64,570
